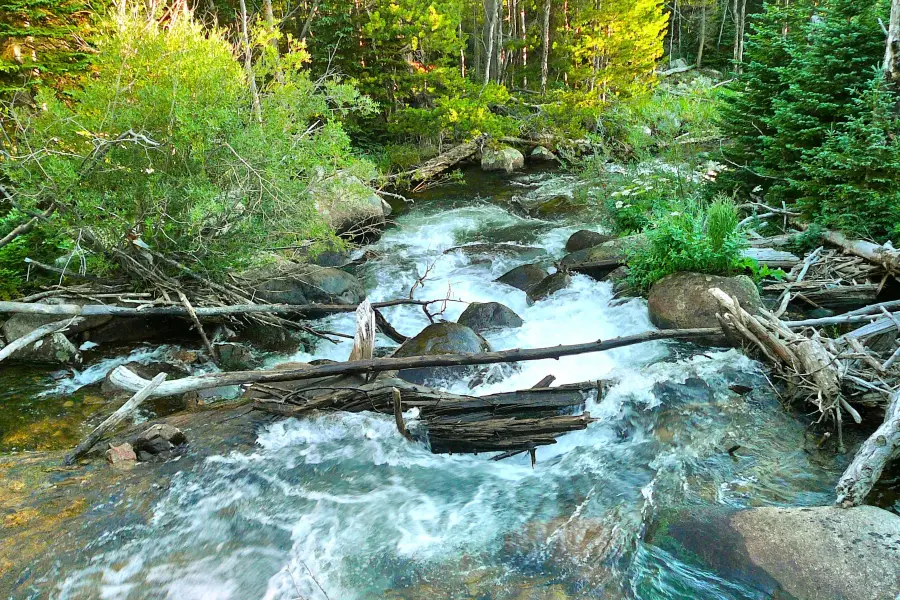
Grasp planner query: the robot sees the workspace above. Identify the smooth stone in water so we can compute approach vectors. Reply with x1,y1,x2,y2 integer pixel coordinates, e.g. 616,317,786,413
527,272,571,304
564,230,615,253
496,264,548,292
308,170,386,242
647,505,900,600
559,235,641,280
481,145,525,173
457,302,523,333
529,145,557,161
648,272,760,343
393,322,491,384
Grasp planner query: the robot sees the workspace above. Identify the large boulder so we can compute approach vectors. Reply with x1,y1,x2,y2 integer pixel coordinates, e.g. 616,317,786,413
648,272,760,336
647,505,900,600
559,235,641,280
481,146,525,173
564,230,615,253
393,322,491,384
457,302,523,333
1,313,80,364
529,146,557,161
247,261,365,306
527,271,571,304
496,264,548,292
308,170,387,242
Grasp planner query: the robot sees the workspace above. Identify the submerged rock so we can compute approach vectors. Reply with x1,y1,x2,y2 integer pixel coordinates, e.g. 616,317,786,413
393,322,491,384
648,272,760,342
564,230,615,253
457,302,524,333
247,261,365,306
647,505,900,600
443,243,546,264
481,145,525,173
527,271,571,304
496,264,548,292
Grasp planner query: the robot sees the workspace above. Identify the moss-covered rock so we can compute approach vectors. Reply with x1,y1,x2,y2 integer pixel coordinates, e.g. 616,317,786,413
457,302,523,333
527,271,571,304
564,230,615,253
393,322,491,384
496,264,548,292
481,145,525,172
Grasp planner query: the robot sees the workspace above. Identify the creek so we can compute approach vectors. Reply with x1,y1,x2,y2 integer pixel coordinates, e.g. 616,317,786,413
1,168,876,599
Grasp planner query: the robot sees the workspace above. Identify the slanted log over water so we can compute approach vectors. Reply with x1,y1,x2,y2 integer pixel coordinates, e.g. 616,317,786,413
836,391,900,507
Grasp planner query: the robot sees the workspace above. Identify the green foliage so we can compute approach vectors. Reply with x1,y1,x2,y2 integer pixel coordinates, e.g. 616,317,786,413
626,195,748,291
2,6,376,280
0,0,98,94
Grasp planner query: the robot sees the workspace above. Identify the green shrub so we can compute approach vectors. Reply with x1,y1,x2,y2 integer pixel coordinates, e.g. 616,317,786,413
627,195,747,292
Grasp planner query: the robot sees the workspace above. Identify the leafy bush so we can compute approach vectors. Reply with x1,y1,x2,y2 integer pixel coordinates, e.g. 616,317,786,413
627,195,747,292
2,6,376,281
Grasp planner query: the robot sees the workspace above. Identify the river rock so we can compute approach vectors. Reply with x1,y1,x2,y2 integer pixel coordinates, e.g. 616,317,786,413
393,322,491,384
496,264,548,292
248,262,365,306
559,235,641,280
647,505,900,600
564,230,615,253
133,424,187,461
530,146,557,161
648,272,760,340
308,170,386,242
214,342,259,371
443,243,546,264
105,443,136,467
527,271,571,304
482,146,525,173
457,302,523,333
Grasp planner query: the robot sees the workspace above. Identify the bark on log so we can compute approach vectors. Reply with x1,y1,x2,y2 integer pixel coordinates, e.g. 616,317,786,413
835,391,900,506
348,300,375,361
108,328,718,398
0,317,84,363
394,134,486,183
64,373,167,465
823,230,900,274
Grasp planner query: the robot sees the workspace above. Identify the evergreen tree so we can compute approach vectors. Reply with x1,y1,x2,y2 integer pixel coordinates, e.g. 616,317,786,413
0,0,97,95
796,72,900,239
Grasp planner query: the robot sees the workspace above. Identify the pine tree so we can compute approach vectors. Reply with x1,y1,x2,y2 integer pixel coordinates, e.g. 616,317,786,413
0,0,96,95
765,0,886,202
796,72,900,239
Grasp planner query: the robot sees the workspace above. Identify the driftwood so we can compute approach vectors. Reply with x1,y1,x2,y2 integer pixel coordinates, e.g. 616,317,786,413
835,391,900,506
108,327,720,398
741,247,801,269
64,373,168,465
824,230,900,275
0,317,84,363
254,378,598,455
348,300,375,361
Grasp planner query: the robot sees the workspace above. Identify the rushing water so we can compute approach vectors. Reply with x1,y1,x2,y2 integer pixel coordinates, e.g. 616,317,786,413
7,169,859,599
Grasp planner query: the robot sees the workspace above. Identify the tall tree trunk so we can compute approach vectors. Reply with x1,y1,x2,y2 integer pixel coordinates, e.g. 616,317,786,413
884,0,900,82
733,0,747,73
697,4,707,68
484,0,497,83
669,0,678,65
540,0,552,92
299,0,321,40
238,0,262,123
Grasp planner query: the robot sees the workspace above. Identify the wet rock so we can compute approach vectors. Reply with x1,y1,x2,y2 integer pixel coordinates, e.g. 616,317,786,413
527,271,571,304
248,261,365,306
133,424,186,461
564,230,615,253
605,266,639,297
648,272,760,342
237,321,302,353
647,505,900,600
511,194,578,219
214,342,259,371
482,145,525,173
496,264,548,292
87,316,188,345
457,302,523,333
105,443,136,466
443,243,546,264
559,235,642,280
393,322,491,384
308,170,386,242
530,145,558,161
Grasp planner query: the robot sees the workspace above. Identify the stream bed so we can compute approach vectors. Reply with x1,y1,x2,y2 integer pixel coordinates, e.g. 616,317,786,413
1,168,884,599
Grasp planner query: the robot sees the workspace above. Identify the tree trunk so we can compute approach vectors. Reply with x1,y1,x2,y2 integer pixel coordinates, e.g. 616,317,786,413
733,0,747,73
884,0,900,82
238,0,262,123
697,4,707,68
540,0,552,92
484,0,497,83
299,0,321,39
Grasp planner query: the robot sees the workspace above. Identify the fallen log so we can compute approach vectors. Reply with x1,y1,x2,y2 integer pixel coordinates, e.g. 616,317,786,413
64,372,167,465
392,134,487,183
823,230,900,274
0,317,84,363
108,328,720,397
835,390,900,507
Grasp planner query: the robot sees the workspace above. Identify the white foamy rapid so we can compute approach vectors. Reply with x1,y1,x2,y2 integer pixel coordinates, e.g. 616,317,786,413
53,173,828,600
